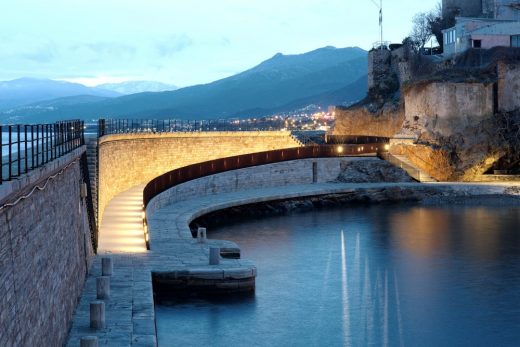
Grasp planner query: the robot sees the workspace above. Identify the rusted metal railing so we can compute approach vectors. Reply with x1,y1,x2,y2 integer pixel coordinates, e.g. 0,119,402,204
143,143,389,208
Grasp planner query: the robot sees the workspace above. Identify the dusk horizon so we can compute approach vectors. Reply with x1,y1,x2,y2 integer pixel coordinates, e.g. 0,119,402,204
1,0,438,87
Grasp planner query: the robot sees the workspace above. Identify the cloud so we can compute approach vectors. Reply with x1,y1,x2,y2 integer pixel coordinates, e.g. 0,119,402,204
19,42,58,63
156,34,193,57
71,42,136,58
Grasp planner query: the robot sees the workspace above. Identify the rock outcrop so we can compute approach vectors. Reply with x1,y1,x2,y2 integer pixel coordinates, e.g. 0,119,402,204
334,47,520,181
335,159,414,183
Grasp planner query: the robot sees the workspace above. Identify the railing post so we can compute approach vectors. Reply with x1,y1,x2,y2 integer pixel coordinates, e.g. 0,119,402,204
8,126,12,180
98,119,106,137
17,125,21,177
0,125,3,184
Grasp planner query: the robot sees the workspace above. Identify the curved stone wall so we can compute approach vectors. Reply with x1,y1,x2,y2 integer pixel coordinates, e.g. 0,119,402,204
146,158,372,215
98,131,301,222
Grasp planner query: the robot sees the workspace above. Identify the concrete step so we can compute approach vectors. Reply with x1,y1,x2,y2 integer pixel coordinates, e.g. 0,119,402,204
383,153,436,183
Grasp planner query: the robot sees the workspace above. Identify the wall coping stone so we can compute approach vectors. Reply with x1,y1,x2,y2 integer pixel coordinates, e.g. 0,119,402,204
99,131,296,145
0,146,86,205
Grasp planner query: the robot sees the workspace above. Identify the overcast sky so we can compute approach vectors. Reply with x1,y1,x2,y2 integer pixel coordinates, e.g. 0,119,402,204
0,0,439,87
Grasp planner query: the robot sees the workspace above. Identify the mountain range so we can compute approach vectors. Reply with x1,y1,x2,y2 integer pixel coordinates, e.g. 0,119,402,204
97,81,178,95
1,46,368,123
0,78,120,112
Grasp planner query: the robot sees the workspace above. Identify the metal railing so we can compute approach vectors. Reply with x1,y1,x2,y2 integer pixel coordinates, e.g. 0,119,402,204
1,120,84,184
98,118,290,136
372,41,391,50
143,143,389,207
80,153,98,252
325,135,390,145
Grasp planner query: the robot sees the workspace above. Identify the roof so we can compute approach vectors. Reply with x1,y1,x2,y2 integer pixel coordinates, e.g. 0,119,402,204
469,21,520,35
442,18,520,36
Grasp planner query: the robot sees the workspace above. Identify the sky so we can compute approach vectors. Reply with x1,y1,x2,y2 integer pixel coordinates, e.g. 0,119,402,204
0,0,439,87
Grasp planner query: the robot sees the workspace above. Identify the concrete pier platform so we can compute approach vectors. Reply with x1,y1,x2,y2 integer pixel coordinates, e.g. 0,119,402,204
66,180,519,346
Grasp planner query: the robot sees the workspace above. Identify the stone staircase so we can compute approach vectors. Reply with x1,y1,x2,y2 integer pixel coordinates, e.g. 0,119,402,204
381,153,436,182
85,134,98,220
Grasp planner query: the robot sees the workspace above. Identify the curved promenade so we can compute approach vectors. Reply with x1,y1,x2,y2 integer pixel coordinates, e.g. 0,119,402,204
66,158,519,347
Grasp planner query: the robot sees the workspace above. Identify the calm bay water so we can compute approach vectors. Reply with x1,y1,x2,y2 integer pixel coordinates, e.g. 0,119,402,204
156,204,520,347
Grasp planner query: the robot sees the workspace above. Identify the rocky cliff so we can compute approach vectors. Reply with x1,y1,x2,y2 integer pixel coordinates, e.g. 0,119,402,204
334,47,520,181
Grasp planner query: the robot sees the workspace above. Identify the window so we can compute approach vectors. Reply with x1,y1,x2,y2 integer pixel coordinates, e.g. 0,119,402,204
512,35,520,47
473,40,482,48
445,30,456,44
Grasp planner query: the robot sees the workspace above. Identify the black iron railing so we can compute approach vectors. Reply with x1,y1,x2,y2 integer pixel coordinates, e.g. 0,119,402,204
143,143,389,208
0,120,84,184
80,153,98,252
97,118,291,136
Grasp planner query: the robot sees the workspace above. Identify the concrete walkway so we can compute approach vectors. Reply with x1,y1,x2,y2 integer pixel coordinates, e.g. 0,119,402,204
97,185,147,254
66,180,520,347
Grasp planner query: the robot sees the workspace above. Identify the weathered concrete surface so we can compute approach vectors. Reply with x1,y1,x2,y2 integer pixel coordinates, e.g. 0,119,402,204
403,82,494,137
0,148,93,347
333,105,404,137
97,131,301,224
498,62,520,113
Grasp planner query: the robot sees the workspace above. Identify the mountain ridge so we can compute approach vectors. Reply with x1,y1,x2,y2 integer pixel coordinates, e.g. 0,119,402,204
0,78,121,111
97,81,178,95
1,46,368,123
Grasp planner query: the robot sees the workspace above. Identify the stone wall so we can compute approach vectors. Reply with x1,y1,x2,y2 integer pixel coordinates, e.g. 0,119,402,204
333,105,404,137
443,0,482,17
498,62,520,113
368,49,392,91
98,131,301,222
146,158,372,215
0,148,93,347
403,82,494,136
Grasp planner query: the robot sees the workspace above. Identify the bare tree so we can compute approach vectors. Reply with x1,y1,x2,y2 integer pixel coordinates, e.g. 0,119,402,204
410,12,433,52
428,2,456,50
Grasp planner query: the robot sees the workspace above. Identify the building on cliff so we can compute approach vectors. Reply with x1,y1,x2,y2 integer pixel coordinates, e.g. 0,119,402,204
443,0,520,20
442,1,520,57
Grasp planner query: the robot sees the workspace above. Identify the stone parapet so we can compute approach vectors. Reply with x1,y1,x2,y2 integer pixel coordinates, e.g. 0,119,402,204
146,158,370,214
97,131,301,223
0,147,93,347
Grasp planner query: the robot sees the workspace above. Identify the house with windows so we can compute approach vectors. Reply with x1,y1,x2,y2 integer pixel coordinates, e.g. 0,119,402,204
442,0,520,57
443,18,520,56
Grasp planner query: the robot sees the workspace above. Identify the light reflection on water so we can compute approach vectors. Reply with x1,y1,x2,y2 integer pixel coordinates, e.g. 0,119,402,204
156,205,520,347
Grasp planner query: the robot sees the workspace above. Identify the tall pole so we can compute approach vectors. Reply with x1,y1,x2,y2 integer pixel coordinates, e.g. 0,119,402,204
380,0,383,49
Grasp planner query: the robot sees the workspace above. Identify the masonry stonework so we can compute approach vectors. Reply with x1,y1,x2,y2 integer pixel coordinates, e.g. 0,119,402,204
98,131,301,222
0,148,93,347
147,158,354,213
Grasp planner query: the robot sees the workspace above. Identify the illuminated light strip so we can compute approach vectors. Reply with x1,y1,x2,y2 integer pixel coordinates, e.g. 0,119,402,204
142,208,150,249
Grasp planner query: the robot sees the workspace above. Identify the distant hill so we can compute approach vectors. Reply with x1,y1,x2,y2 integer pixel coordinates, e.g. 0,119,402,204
1,46,368,123
0,78,120,111
97,81,178,95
